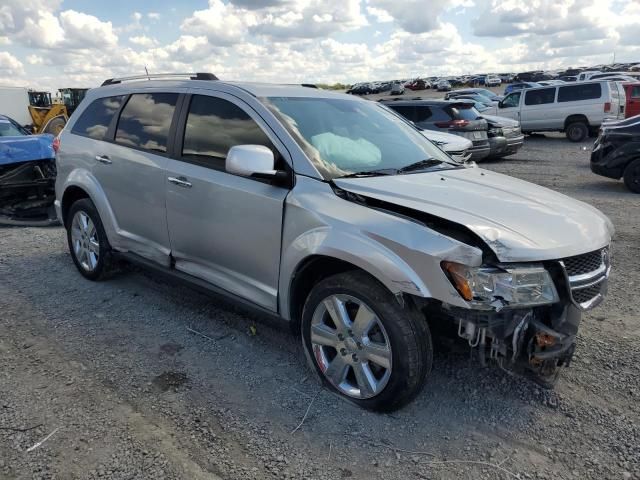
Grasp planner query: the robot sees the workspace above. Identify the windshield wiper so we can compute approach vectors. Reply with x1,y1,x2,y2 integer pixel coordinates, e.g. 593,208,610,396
338,168,397,179
398,158,446,173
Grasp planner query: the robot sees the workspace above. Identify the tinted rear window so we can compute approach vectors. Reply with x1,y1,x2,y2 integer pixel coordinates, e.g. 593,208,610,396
525,88,556,105
389,105,415,122
447,106,480,120
558,84,602,102
632,86,640,98
115,93,178,153
71,95,126,140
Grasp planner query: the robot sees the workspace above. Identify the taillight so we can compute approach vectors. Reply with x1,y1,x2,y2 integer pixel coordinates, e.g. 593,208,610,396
604,102,611,113
435,119,470,128
52,136,60,153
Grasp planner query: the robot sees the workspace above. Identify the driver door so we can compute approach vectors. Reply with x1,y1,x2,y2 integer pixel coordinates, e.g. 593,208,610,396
497,92,522,123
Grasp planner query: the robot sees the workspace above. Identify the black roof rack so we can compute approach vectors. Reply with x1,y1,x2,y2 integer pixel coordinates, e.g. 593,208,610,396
101,72,218,86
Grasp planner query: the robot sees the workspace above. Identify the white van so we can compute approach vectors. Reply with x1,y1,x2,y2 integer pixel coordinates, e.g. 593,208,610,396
0,86,31,126
495,81,625,141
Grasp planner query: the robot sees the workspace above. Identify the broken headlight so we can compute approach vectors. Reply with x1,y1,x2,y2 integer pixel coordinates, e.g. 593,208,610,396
441,262,559,308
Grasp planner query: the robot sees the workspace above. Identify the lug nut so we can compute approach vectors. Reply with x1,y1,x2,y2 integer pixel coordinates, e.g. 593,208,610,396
338,333,344,341
352,354,358,362
357,342,363,350
348,329,354,337
340,348,347,356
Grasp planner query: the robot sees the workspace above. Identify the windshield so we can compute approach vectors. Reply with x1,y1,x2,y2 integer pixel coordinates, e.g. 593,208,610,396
264,97,458,180
0,117,27,136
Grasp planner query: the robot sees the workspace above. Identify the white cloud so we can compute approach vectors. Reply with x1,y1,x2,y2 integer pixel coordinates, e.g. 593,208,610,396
366,7,393,23
129,35,158,48
147,12,160,20
0,51,24,75
26,54,43,64
181,0,252,45
59,10,118,48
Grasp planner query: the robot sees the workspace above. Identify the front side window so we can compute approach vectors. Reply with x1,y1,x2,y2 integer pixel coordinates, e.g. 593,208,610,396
631,86,640,98
72,95,126,141
265,97,456,180
182,95,275,167
115,93,178,153
0,117,27,136
502,92,521,108
558,84,602,102
525,88,556,105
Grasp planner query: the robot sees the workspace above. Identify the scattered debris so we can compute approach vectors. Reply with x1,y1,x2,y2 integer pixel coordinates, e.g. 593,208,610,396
291,391,320,434
26,427,59,452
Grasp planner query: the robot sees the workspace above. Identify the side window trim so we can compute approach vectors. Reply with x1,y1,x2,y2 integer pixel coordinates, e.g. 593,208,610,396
173,90,292,175
106,94,130,142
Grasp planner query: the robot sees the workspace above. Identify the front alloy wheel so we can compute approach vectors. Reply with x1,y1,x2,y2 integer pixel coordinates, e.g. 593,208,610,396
302,271,433,411
310,294,392,399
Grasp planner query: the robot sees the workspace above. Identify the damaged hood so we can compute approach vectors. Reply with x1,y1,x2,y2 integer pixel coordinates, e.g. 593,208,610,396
334,167,614,262
0,134,55,166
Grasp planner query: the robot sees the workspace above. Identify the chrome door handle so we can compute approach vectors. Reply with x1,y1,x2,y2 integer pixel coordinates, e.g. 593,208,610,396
95,155,112,164
168,176,192,188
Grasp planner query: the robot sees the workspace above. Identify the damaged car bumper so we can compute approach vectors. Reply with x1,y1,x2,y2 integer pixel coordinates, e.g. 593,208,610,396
0,159,58,225
438,247,611,385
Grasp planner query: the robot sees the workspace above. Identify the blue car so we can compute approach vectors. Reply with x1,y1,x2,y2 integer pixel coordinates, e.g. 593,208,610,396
504,82,542,96
0,114,58,225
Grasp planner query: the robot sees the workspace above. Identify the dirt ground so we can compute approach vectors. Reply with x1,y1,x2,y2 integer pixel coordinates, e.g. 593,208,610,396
1,134,638,480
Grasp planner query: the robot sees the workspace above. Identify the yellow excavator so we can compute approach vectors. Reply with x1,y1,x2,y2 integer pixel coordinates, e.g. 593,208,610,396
28,88,89,135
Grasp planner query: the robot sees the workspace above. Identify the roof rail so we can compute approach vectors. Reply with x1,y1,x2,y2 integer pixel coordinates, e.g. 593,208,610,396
101,72,218,86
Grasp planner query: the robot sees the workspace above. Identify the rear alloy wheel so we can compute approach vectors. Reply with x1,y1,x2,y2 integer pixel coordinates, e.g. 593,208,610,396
66,198,114,280
301,271,432,411
565,122,588,142
623,159,640,194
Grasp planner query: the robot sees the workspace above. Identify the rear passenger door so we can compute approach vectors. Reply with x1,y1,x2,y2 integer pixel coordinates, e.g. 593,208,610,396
77,91,180,266
164,91,290,311
521,88,558,130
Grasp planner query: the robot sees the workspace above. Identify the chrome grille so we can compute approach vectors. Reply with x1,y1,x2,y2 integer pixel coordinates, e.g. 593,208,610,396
560,247,610,311
572,282,606,304
562,250,604,276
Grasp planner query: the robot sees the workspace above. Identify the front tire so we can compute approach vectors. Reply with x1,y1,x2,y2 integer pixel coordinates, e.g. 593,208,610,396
66,198,114,280
623,159,640,193
301,271,432,411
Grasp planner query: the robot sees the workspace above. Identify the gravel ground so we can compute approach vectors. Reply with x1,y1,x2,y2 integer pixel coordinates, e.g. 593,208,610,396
1,135,639,480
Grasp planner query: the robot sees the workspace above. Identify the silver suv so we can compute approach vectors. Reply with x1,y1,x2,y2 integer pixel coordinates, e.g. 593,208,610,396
55,73,614,411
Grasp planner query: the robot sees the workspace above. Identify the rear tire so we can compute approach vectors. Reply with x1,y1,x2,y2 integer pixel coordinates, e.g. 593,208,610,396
565,122,588,142
44,117,66,135
66,198,114,280
623,159,640,193
301,270,432,412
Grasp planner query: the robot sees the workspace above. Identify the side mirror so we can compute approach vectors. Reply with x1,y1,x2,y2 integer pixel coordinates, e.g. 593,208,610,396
498,100,504,108
226,145,276,178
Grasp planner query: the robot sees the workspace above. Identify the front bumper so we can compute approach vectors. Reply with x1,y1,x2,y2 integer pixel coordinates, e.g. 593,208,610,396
488,131,525,157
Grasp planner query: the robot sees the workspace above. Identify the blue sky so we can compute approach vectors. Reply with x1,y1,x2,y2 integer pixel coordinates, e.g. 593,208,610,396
0,0,638,91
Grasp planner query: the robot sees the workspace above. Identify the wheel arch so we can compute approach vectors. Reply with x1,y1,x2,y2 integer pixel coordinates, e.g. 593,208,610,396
59,170,119,247
564,114,589,129
281,230,432,327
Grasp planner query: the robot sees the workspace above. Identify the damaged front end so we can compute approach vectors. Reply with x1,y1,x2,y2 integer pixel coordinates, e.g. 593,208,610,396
436,249,611,387
0,159,58,225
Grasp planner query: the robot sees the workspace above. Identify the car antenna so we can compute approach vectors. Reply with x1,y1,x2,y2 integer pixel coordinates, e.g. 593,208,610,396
144,66,150,80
